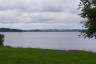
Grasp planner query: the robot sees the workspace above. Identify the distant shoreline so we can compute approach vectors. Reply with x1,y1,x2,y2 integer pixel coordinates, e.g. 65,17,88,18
0,28,82,32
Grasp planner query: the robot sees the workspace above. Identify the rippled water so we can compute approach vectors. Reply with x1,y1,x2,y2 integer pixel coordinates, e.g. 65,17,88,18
3,32,96,52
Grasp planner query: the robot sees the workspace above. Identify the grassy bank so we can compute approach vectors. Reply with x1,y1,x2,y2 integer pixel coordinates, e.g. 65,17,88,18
0,47,96,64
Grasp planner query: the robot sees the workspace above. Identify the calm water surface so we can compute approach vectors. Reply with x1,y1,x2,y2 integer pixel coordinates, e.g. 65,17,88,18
3,32,96,52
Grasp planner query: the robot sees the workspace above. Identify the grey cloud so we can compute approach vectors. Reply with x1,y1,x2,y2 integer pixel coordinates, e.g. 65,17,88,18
0,0,82,29
0,23,82,29
0,0,79,12
0,11,81,24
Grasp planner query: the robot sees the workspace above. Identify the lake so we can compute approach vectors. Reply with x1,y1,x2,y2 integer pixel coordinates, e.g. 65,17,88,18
3,32,96,52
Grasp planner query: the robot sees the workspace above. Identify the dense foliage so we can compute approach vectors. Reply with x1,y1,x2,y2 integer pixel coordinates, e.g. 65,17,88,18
79,0,96,38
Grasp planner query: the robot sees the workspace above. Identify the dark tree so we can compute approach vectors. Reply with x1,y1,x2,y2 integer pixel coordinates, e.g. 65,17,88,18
0,33,4,46
79,0,96,38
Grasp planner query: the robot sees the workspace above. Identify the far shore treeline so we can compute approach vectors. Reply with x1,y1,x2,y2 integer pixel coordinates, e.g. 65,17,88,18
0,28,83,32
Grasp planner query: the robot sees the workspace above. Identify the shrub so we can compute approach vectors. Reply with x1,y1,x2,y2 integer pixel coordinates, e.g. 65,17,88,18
0,33,4,46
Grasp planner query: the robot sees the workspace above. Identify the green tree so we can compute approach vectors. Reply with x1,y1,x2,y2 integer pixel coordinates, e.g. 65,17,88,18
0,33,4,46
79,0,96,38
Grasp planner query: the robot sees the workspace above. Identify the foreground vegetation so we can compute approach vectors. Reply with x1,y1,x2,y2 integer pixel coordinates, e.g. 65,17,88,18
0,34,4,46
0,47,96,64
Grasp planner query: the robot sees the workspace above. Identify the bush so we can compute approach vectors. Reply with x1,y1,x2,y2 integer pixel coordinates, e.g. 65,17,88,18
0,33,4,46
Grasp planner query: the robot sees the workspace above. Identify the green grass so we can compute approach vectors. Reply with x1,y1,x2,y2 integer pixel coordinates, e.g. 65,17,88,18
0,47,96,64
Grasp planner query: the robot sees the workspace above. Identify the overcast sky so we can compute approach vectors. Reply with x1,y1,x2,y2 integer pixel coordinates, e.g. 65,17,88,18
0,0,82,29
